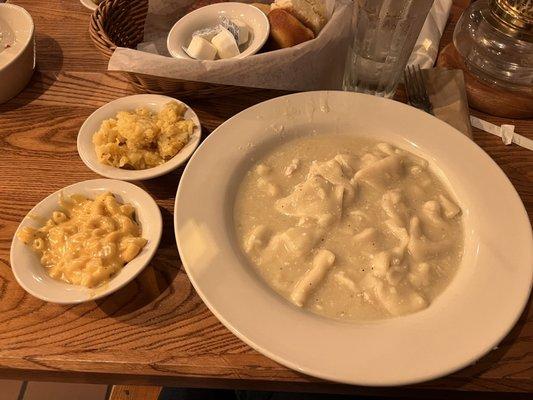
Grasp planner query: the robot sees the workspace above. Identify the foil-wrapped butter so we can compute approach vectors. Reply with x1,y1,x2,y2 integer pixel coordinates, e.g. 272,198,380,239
192,25,222,42
220,16,249,46
231,18,249,45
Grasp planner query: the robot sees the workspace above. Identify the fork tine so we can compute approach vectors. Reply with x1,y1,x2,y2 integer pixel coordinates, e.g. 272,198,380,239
413,66,423,101
415,66,431,111
403,67,412,104
404,65,432,114
405,66,417,104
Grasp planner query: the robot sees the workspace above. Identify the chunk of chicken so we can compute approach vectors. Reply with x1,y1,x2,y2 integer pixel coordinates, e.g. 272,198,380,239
284,158,300,176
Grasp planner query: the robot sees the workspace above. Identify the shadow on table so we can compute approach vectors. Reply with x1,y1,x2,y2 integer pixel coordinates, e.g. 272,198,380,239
0,33,63,112
186,89,292,124
140,167,187,202
95,207,184,319
139,128,211,201
159,387,529,400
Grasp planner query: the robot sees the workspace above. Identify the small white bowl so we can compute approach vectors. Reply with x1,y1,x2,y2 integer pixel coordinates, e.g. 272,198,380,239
77,94,201,181
167,2,270,60
10,179,163,304
79,0,99,11
0,4,35,104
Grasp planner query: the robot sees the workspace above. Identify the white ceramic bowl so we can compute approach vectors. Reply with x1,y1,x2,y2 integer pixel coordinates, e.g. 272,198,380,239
77,94,201,181
10,179,163,304
175,91,533,386
0,4,35,104
80,0,99,11
167,2,270,60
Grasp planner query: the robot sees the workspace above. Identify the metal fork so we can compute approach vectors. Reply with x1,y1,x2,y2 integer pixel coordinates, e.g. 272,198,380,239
404,65,433,114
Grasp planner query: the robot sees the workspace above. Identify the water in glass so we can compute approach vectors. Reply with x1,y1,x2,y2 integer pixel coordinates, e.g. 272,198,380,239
343,0,434,98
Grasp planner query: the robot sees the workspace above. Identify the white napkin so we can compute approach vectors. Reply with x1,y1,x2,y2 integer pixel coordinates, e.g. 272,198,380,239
408,0,452,68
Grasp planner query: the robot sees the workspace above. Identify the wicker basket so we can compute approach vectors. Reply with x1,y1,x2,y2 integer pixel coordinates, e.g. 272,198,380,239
89,0,260,97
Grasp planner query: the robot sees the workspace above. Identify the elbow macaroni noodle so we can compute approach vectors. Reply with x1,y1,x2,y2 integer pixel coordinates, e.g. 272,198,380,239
18,193,147,288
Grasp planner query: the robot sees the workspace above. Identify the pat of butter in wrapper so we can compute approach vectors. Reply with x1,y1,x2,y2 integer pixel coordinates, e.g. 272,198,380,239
193,25,222,42
231,18,249,45
211,27,240,59
186,36,217,60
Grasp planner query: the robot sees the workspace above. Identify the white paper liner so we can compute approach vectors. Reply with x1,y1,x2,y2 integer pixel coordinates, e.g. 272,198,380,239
108,0,352,91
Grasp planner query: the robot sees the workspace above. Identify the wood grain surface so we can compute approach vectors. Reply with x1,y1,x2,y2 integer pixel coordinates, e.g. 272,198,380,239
0,0,531,396
109,385,162,400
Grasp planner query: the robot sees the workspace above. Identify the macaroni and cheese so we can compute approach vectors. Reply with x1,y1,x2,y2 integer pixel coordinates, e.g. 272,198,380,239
18,192,147,288
92,101,195,170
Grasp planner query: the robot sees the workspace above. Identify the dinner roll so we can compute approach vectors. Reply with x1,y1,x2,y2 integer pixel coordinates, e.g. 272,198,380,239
268,8,315,49
271,0,327,35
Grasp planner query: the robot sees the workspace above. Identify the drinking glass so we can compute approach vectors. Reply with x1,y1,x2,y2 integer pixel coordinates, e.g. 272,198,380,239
343,0,434,98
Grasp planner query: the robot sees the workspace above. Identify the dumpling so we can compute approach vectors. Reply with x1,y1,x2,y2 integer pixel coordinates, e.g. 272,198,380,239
334,153,359,175
262,226,322,260
275,175,344,223
407,217,452,261
381,189,410,227
376,282,427,316
308,159,356,204
290,249,336,307
438,194,461,218
355,155,404,189
244,225,270,253
408,262,431,288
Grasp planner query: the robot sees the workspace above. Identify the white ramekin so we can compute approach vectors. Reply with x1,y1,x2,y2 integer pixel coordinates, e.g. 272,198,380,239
0,4,35,104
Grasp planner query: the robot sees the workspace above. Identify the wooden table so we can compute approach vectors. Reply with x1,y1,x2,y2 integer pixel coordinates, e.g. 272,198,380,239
1,0,531,397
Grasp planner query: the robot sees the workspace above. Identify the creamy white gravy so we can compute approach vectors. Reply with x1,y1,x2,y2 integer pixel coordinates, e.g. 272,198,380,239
234,135,464,321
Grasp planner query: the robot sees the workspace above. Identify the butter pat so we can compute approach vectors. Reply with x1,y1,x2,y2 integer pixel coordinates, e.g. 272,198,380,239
211,27,240,59
186,36,217,60
219,16,249,46
231,18,249,45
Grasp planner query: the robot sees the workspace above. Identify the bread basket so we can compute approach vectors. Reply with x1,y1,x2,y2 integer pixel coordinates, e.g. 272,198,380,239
89,0,262,97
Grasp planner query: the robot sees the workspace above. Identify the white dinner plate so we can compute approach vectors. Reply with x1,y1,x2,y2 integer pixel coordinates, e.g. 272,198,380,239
174,91,533,386
77,94,201,181
11,179,162,304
